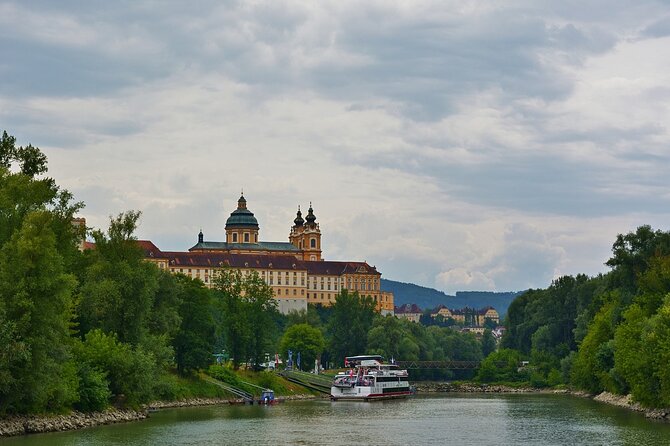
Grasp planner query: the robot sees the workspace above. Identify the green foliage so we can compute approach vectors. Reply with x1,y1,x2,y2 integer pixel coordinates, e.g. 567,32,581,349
152,373,228,400
74,330,159,407
280,323,325,371
213,269,278,370
207,365,257,395
77,212,162,346
571,299,617,393
0,130,48,177
173,276,216,375
481,329,496,357
367,315,483,380
476,349,526,383
606,225,670,292
0,211,79,414
327,290,376,366
74,363,111,412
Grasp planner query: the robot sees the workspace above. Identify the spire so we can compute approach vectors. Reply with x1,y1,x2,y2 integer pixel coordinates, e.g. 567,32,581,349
237,191,247,209
198,229,204,243
294,205,304,226
305,202,316,224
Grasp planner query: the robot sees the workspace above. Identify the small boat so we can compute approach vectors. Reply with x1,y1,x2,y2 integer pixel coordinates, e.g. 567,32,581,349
259,389,276,405
330,355,411,401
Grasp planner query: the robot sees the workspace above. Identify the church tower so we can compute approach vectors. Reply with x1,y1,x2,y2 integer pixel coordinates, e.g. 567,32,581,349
225,193,260,244
289,203,322,261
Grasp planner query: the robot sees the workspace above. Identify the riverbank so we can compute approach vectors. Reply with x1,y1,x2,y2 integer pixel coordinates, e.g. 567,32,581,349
415,382,546,393
0,409,147,437
0,393,318,438
414,381,670,421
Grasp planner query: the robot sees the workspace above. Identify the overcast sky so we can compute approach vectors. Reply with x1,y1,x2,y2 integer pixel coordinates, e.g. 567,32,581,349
2,1,670,294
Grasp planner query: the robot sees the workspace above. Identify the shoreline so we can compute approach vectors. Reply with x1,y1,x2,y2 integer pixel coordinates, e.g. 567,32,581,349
414,382,670,421
0,394,317,438
4,385,668,437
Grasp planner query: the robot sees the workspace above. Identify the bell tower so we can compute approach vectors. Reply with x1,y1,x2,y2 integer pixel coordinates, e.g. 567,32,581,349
289,203,322,261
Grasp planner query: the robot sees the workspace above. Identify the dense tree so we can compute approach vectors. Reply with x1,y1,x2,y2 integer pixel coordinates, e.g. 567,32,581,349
481,329,496,357
476,349,525,383
213,269,278,369
0,211,79,413
74,330,158,407
279,323,325,371
173,276,216,375
77,211,163,346
327,290,376,366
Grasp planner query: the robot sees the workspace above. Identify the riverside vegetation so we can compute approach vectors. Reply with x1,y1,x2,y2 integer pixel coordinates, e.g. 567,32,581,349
2,129,668,428
0,131,488,423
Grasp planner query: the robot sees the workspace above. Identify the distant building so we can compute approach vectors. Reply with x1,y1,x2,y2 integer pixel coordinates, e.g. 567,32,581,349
430,305,500,327
394,303,423,323
140,194,394,315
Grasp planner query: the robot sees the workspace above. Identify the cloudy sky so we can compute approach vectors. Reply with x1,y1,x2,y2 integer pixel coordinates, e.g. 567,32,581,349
2,1,670,294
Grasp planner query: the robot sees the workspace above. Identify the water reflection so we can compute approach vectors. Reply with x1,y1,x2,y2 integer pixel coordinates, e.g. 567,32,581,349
1,394,670,446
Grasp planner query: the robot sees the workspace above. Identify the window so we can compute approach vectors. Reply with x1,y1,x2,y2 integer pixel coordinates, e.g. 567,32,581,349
244,233,249,243
293,289,297,295
310,238,316,248
232,233,238,243
254,234,258,242
278,276,282,285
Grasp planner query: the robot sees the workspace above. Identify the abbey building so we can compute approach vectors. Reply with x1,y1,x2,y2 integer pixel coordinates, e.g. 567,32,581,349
141,194,394,315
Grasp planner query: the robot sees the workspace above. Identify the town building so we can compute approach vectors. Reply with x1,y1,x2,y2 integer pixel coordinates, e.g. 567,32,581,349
141,194,394,315
394,303,423,323
430,305,500,326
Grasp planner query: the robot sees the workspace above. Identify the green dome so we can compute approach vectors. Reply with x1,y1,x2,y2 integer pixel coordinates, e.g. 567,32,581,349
225,208,259,229
225,194,259,229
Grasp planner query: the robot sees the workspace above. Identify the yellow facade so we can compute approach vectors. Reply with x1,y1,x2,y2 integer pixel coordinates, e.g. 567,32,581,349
141,194,394,315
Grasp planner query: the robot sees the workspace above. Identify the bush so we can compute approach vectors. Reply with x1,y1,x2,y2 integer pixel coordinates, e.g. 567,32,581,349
476,349,527,383
74,330,160,407
75,363,111,412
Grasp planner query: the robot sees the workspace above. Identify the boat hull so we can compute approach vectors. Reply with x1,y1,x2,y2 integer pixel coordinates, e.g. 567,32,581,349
330,385,411,401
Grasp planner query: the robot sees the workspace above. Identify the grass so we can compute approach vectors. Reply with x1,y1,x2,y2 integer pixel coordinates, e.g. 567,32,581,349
206,364,318,396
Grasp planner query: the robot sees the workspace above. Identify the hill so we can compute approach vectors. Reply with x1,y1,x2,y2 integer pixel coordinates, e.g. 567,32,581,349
380,278,524,317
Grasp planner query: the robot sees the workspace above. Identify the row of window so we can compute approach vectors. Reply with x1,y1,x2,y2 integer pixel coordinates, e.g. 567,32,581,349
229,232,259,243
168,267,380,292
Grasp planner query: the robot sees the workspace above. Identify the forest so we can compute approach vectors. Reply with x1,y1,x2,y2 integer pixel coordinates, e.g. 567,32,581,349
498,224,670,407
0,131,488,416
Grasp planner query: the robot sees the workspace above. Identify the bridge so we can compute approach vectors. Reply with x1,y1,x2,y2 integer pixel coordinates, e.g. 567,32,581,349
394,360,481,370
393,360,508,370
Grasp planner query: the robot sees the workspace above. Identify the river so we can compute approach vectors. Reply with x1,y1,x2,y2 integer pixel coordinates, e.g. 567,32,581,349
2,394,670,446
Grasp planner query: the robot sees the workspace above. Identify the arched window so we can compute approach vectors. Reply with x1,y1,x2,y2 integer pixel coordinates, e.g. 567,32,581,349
310,238,316,248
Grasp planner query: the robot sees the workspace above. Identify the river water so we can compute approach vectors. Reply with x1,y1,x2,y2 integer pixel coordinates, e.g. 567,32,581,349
2,394,670,446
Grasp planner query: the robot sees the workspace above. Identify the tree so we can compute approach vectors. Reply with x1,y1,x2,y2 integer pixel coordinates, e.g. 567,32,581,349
481,329,496,357
173,276,216,375
244,272,279,367
212,269,278,369
280,324,325,371
77,211,161,346
606,225,670,292
327,290,376,366
571,298,618,393
0,211,78,413
476,349,525,383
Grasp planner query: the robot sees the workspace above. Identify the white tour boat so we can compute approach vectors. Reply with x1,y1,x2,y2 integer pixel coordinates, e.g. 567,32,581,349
330,355,411,401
